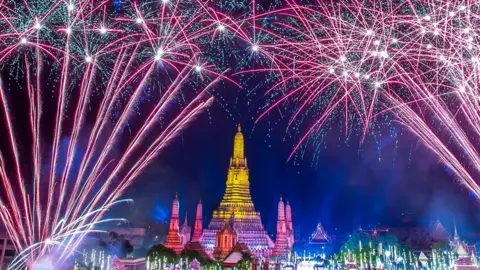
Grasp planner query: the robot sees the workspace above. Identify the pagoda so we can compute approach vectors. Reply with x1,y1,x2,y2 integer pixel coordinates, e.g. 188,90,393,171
285,201,294,249
165,194,183,254
179,212,192,246
192,201,203,242
199,124,274,258
272,198,289,260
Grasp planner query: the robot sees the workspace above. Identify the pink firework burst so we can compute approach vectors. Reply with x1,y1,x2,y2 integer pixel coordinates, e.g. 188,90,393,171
251,0,480,194
0,0,237,267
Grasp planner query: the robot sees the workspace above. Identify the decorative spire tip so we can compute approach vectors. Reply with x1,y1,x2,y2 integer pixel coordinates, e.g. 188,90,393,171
237,123,241,132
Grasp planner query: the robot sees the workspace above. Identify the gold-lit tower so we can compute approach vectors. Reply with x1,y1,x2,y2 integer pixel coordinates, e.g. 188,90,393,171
199,124,274,257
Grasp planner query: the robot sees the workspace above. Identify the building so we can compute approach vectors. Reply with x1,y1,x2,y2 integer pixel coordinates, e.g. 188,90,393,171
192,201,203,242
113,257,146,270
164,124,294,263
0,230,15,269
285,201,294,250
272,198,289,261
164,194,183,253
214,216,238,260
198,124,277,259
450,223,478,269
305,223,332,254
390,219,451,250
179,212,191,247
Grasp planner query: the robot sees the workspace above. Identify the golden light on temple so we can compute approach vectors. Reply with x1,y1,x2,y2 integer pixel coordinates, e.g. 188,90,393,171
166,124,293,261
220,123,256,215
199,124,275,258
233,124,244,159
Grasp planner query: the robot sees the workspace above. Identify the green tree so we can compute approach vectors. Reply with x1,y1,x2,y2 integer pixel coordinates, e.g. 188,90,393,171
236,253,253,270
342,231,375,267
180,248,206,268
394,243,417,269
203,259,219,270
378,233,398,248
147,244,178,268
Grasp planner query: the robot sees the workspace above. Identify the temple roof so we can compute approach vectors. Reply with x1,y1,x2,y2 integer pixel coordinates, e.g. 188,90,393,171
223,243,251,265
183,241,211,260
388,219,451,248
308,223,330,244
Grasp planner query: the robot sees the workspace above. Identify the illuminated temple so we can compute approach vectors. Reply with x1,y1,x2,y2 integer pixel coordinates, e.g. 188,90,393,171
165,124,294,262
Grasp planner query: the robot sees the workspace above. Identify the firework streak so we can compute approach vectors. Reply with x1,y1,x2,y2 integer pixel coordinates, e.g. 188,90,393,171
242,0,480,196
0,0,239,268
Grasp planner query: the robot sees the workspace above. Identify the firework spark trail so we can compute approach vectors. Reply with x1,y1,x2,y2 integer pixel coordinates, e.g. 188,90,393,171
0,0,237,267
247,0,480,195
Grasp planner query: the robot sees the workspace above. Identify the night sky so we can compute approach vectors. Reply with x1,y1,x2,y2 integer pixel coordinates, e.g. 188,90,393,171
115,90,480,242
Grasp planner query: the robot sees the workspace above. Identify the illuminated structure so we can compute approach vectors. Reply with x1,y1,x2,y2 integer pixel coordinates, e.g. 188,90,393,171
164,194,183,254
305,223,332,254
273,198,289,260
286,201,294,249
309,223,330,245
0,228,15,269
199,124,275,258
192,201,203,242
180,212,192,247
164,125,294,262
214,215,238,260
450,223,478,269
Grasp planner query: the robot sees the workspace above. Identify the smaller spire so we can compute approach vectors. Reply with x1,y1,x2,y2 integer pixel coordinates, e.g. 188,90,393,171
183,211,188,226
237,123,241,132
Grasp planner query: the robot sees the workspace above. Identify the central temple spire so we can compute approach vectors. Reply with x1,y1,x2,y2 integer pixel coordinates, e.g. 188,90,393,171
218,124,255,216
233,123,245,160
199,124,275,258
230,123,247,168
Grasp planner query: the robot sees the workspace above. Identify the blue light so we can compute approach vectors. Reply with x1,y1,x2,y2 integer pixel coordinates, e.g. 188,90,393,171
151,199,169,223
114,0,122,12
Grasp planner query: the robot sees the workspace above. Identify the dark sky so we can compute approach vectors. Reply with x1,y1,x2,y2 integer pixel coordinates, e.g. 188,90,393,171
2,55,479,245
116,96,480,242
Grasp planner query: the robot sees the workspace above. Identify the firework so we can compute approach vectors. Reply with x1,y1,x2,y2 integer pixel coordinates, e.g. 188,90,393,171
0,0,235,268
249,0,480,194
